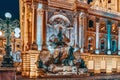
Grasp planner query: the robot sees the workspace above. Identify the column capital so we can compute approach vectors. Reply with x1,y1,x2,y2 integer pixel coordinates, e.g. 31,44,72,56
96,22,100,26
96,18,100,22
79,12,85,17
32,1,38,9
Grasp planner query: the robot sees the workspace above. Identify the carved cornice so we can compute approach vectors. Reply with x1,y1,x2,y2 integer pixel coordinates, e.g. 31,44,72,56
21,0,120,22
88,9,120,21
47,0,76,11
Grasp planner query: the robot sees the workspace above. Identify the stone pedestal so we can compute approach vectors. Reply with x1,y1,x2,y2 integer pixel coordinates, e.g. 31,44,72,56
0,67,16,80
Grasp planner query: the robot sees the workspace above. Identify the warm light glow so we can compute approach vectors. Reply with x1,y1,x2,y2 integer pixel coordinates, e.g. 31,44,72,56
14,28,20,38
0,31,2,36
5,12,12,18
15,33,20,38
14,28,20,33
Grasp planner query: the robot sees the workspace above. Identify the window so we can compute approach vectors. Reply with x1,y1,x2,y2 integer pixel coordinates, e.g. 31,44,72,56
89,20,94,28
87,0,93,4
100,40,105,52
108,0,111,3
100,38,106,53
111,40,117,53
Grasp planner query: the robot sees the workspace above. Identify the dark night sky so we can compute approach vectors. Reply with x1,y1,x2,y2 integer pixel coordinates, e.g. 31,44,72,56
0,0,19,20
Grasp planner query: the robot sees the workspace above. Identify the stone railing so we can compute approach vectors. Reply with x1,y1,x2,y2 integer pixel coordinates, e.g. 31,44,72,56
91,6,120,16
81,54,120,73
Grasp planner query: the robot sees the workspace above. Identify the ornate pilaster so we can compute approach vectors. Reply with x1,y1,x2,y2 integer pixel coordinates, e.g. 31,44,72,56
74,15,78,47
95,18,100,54
37,3,47,50
24,2,30,51
107,20,112,55
118,23,120,55
32,1,38,43
42,10,47,46
37,4,43,50
79,12,85,53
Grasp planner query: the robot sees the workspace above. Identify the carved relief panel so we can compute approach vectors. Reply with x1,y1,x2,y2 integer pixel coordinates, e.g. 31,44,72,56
111,23,118,35
99,20,106,33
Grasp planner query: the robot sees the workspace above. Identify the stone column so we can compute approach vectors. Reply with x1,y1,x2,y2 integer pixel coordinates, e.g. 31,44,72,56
107,20,112,55
36,4,44,50
79,12,85,53
74,16,78,47
118,23,120,55
95,18,100,54
32,2,38,43
79,16,82,49
42,10,47,46
40,5,47,50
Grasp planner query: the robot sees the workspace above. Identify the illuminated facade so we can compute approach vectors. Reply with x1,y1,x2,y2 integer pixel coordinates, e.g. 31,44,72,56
20,0,120,78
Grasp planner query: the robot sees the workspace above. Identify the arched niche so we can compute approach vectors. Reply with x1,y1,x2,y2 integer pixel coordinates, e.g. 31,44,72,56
47,14,72,48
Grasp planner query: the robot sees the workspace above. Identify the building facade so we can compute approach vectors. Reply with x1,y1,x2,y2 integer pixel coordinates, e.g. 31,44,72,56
19,0,120,77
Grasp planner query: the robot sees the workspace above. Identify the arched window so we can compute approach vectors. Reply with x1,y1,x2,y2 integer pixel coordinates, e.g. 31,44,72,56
89,20,94,28
111,40,117,53
87,0,93,4
108,0,111,3
100,38,106,53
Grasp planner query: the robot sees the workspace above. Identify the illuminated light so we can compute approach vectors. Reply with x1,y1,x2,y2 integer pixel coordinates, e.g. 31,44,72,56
118,51,120,55
14,28,20,33
95,50,99,54
0,31,2,36
15,33,20,38
80,48,83,53
38,4,42,9
107,50,111,55
5,12,12,18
